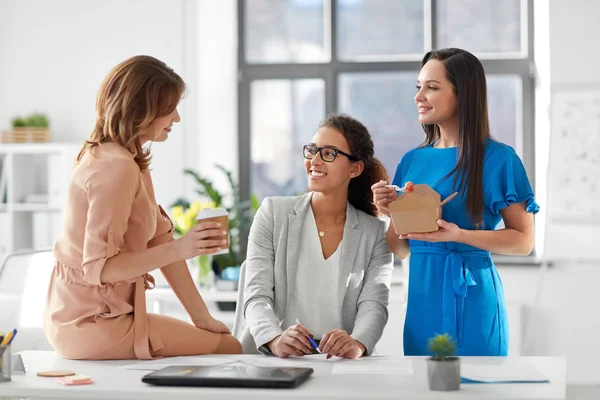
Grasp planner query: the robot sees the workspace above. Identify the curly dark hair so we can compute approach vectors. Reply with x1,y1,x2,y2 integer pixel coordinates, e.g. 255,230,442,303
319,113,389,217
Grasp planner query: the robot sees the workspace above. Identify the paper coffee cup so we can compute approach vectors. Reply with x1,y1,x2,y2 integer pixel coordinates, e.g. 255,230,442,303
196,208,229,255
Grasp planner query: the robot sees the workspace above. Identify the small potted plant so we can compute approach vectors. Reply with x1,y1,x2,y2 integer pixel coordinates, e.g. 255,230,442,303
26,113,51,142
171,201,217,288
427,333,460,391
171,164,259,309
10,117,28,142
173,164,259,277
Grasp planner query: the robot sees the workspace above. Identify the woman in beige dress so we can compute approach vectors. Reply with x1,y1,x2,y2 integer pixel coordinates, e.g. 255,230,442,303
44,55,242,360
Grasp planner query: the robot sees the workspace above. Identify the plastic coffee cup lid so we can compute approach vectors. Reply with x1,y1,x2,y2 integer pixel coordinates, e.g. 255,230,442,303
196,208,228,219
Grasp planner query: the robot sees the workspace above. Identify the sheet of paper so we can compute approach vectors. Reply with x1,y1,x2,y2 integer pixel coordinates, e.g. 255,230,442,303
290,354,339,362
461,362,549,383
243,354,413,375
121,356,238,371
332,359,413,375
243,354,340,368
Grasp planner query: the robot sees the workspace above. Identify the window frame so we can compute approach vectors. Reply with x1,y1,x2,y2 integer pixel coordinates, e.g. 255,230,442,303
237,0,537,265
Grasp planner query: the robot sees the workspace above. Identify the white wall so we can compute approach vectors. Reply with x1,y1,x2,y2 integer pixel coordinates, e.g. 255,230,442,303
0,0,196,208
548,1,600,84
496,0,600,385
195,0,238,194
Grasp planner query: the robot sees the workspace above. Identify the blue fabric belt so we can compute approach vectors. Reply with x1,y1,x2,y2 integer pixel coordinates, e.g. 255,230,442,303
410,245,492,346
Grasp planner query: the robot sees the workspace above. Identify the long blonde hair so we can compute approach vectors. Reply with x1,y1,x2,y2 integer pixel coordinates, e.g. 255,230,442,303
77,55,186,171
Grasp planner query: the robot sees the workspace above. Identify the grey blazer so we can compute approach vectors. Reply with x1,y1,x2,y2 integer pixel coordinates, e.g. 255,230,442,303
240,193,394,355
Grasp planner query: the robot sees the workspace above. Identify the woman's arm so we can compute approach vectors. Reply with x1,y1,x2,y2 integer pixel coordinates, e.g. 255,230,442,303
100,241,179,282
458,202,535,255
159,259,212,323
405,201,535,256
100,222,225,282
349,221,394,355
243,198,284,352
386,222,410,259
371,181,410,259
82,157,225,285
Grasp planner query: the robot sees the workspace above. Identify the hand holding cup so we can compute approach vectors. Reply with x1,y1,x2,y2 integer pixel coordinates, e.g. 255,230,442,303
173,222,227,260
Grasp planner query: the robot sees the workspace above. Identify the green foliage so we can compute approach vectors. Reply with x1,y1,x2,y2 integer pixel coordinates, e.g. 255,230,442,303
26,113,49,128
183,169,224,208
11,113,50,128
428,333,457,361
11,117,27,128
178,164,260,272
171,197,191,212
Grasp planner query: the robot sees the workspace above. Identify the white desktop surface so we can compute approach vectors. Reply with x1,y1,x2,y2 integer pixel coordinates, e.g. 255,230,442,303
0,351,566,400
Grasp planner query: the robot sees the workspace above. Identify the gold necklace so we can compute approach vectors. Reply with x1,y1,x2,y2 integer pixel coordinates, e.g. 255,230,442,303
317,215,346,239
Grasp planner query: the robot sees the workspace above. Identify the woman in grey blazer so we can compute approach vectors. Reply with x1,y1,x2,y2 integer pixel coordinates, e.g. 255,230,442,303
240,113,394,359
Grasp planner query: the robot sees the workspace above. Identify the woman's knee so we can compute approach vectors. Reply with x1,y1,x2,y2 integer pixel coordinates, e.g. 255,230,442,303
215,334,242,354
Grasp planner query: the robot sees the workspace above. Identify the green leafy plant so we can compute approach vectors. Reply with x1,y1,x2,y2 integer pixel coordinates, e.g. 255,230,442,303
172,164,260,273
428,333,457,361
11,113,50,129
26,113,49,128
170,201,217,286
11,117,27,128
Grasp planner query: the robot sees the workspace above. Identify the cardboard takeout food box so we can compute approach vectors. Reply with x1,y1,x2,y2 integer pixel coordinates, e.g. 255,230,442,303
388,184,457,235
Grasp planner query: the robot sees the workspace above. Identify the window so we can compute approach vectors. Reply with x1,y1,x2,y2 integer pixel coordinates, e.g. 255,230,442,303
238,0,536,263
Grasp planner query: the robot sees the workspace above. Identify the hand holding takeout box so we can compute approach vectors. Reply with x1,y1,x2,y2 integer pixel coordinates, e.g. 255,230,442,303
388,183,458,235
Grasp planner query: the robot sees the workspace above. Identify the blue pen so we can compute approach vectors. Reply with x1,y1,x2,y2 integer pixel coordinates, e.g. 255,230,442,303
295,319,321,353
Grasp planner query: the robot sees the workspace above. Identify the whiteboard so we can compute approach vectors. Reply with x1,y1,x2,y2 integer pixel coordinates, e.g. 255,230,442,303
544,88,600,262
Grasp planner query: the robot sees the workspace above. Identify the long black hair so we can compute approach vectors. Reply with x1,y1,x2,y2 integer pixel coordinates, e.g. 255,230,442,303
420,48,490,223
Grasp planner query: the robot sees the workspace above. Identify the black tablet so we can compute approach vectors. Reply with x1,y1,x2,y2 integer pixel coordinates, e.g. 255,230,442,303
141,364,314,389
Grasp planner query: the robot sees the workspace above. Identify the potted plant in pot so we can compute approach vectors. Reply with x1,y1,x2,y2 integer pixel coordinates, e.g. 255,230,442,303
427,333,460,391
4,113,51,143
10,117,28,142
171,164,259,308
171,201,219,288
26,113,51,142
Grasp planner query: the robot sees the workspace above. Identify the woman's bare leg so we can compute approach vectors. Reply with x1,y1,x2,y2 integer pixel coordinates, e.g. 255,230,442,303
147,313,241,357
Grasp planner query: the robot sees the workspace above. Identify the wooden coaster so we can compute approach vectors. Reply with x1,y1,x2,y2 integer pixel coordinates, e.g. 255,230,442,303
37,370,76,377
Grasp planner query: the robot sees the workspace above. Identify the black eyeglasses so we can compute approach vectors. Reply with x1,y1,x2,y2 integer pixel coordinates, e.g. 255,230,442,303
303,144,359,163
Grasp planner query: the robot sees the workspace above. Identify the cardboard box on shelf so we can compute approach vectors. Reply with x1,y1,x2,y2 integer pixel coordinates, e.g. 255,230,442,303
389,184,457,235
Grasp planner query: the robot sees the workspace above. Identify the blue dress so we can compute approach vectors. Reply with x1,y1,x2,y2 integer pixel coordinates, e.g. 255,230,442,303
392,139,539,356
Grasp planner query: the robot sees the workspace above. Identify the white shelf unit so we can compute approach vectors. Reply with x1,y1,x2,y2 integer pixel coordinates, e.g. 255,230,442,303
0,142,80,261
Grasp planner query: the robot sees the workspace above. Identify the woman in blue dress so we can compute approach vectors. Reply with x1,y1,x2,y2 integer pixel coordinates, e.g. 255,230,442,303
372,48,539,356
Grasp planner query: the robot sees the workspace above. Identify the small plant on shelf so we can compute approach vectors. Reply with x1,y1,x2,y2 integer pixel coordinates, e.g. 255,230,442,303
8,117,29,142
11,117,27,128
4,113,51,143
26,113,50,128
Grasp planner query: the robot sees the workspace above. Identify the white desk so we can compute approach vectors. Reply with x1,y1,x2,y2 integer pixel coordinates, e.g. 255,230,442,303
0,352,565,400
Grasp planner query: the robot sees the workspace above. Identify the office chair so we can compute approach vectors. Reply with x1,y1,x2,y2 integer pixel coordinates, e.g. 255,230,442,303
0,249,55,353
231,261,247,339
